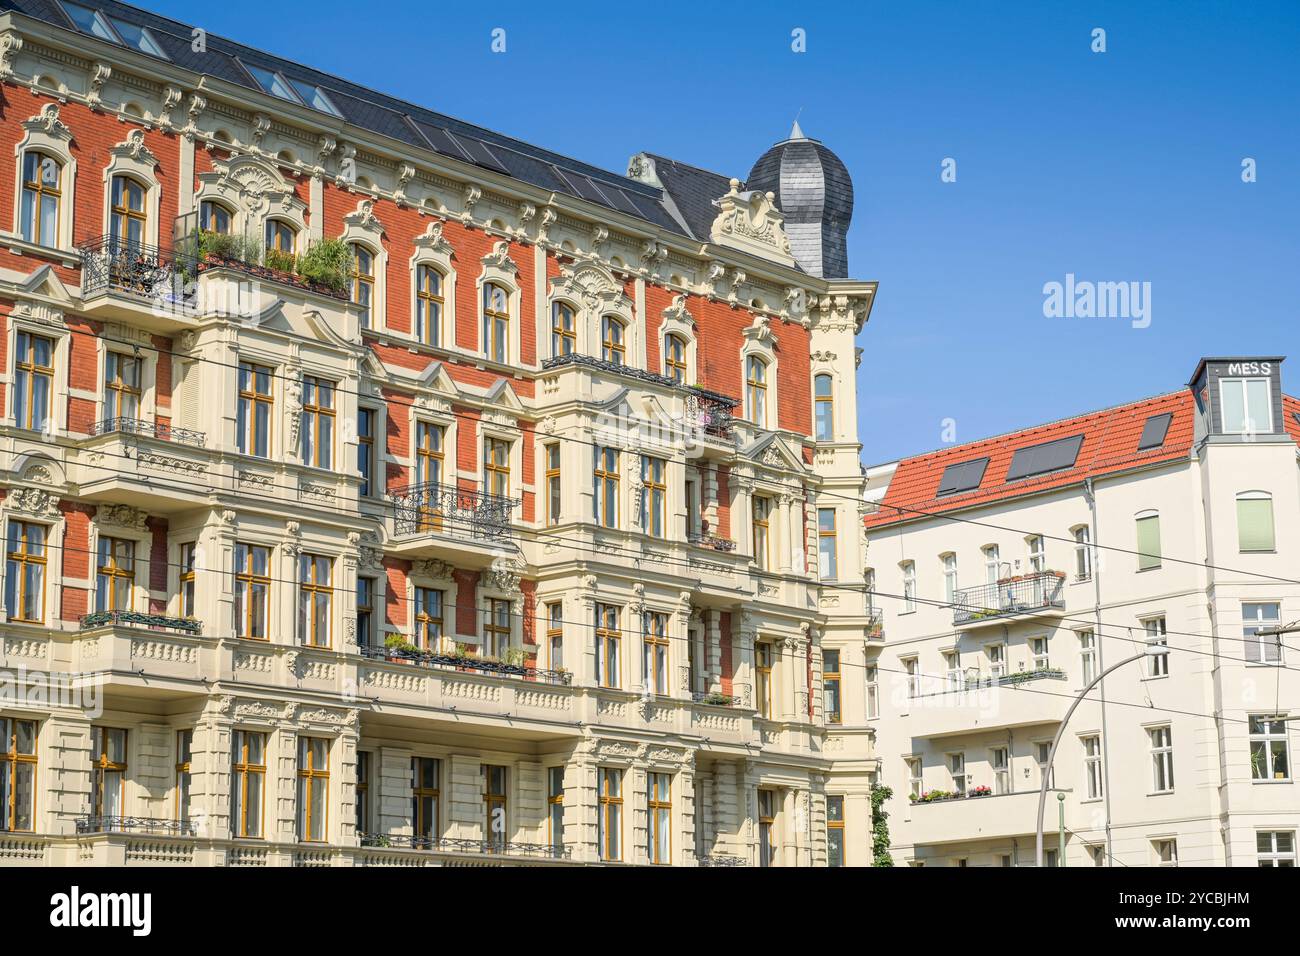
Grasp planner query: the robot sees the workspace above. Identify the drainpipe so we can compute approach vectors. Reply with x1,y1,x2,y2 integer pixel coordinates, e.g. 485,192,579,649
1084,477,1115,865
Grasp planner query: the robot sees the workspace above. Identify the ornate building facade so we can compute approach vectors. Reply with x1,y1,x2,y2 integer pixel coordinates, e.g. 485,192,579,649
0,2,878,865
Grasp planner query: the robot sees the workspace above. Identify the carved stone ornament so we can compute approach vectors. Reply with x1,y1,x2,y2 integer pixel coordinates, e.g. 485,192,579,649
480,240,517,275
9,487,60,518
96,503,147,531
112,129,158,169
413,219,454,257
24,103,73,142
484,557,523,593
709,179,795,267
414,558,454,581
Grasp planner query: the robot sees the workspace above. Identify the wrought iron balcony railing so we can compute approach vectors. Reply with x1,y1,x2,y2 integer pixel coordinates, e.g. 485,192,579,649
89,417,206,447
359,832,570,859
388,480,517,542
699,854,748,867
688,532,737,552
692,690,743,707
956,667,1067,691
79,609,202,635
865,606,884,640
951,571,1066,625
75,815,197,836
356,642,571,685
79,236,199,308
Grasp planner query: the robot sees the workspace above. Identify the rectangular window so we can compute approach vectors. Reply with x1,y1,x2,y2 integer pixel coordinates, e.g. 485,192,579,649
984,545,1001,584
685,479,698,537
546,602,563,672
547,766,564,849
297,737,329,843
1037,741,1054,789
90,727,127,818
0,718,37,832
756,642,773,719
484,598,510,659
1144,616,1169,677
906,758,922,800
643,611,669,696
1220,377,1271,435
865,664,879,719
414,587,444,652
355,751,370,837
1249,716,1290,781
1135,512,1162,571
991,746,1010,794
826,794,845,868
593,446,619,528
904,657,920,699
298,553,333,648
1027,534,1045,573
20,151,60,246
4,521,46,623
818,509,838,579
1078,630,1097,684
104,352,142,421
823,649,842,724
484,437,510,498
1243,602,1283,664
987,643,1006,679
598,767,623,861
94,537,134,612
1153,838,1178,867
640,456,666,538
942,553,957,603
545,443,561,526
357,577,375,649
814,375,834,442
948,752,966,793
1149,726,1174,793
944,651,961,691
357,407,374,497
412,757,440,845
1030,636,1050,671
1236,493,1275,551
758,789,778,866
13,332,53,432
483,764,507,850
179,542,196,619
646,772,671,865
175,730,192,821
234,543,270,639
1257,831,1296,867
236,362,273,458
1083,735,1103,799
1074,526,1092,580
232,730,266,838
901,561,916,612
595,604,620,688
752,496,771,570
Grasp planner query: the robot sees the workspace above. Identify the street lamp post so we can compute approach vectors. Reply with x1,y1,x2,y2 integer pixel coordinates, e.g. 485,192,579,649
1035,645,1162,868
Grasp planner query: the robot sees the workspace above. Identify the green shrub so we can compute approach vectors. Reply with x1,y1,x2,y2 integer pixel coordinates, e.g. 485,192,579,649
295,238,352,294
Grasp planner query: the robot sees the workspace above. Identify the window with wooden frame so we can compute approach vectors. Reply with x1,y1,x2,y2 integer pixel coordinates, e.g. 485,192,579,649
357,407,375,498
595,603,621,688
13,331,54,432
545,443,561,526
179,542,196,619
297,737,329,843
416,265,443,345
298,553,333,648
597,767,623,861
823,649,842,724
20,151,61,246
643,611,669,696
236,362,273,458
91,727,128,819
758,788,777,866
814,373,834,441
752,496,771,570
234,543,270,639
483,764,507,850
414,587,443,652
109,175,147,246
826,795,844,867
601,315,626,365
483,282,510,363
818,508,838,580
551,301,576,357
265,218,296,258
546,602,563,672
231,730,266,838
646,772,671,865
175,730,192,821
5,521,46,624
0,718,37,832
94,537,134,612
415,421,446,530
484,598,511,659
640,456,666,538
199,199,231,234
756,642,773,719
301,375,335,469
746,355,768,428
104,352,142,423
484,436,510,499
350,243,374,328
593,446,619,528
547,766,564,849
411,756,440,845
355,751,371,837
356,577,375,649
663,333,687,384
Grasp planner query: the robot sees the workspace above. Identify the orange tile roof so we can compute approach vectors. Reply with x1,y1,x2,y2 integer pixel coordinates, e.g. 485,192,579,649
865,390,1201,529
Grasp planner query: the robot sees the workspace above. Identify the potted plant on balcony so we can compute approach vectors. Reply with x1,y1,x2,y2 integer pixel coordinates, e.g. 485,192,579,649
968,785,993,798
296,238,352,296
383,633,420,664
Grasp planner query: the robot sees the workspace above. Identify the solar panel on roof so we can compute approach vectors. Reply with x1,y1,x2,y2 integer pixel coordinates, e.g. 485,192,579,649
936,457,989,496
1137,413,1173,450
1005,434,1084,481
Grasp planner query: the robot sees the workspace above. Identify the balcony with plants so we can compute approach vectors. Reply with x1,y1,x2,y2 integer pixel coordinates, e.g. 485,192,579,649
951,570,1067,627
359,636,571,686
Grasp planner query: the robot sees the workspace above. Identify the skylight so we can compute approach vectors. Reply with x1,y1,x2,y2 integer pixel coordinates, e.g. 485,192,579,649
1005,435,1084,481
109,17,166,57
1137,413,1173,450
936,457,989,496
289,79,343,117
242,62,301,103
61,1,119,44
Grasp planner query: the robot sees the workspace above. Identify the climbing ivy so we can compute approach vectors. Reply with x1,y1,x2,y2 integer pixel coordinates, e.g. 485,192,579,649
870,783,894,867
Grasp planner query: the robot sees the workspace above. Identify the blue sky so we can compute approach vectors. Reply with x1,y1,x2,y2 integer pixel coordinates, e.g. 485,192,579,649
148,0,1300,462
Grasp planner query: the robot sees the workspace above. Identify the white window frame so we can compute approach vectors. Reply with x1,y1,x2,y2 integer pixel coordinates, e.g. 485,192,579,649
1257,831,1296,867
1082,734,1103,800
1219,376,1271,435
1249,715,1291,782
1243,601,1283,665
991,746,1010,795
1143,615,1169,677
1072,525,1092,581
942,553,957,603
1149,725,1174,794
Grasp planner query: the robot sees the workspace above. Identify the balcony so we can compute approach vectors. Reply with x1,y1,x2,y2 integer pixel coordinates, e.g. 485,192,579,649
909,790,1049,846
906,668,1069,740
89,417,206,447
698,854,749,867
387,481,518,563
865,607,884,641
688,531,737,553
358,833,571,862
75,815,197,837
356,642,571,685
80,609,201,635
952,571,1066,627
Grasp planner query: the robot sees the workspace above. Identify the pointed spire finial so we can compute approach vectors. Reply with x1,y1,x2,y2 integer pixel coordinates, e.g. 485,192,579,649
790,108,806,141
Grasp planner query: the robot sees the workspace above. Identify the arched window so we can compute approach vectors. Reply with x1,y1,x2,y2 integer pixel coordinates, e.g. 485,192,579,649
109,175,147,247
483,282,510,363
415,265,443,346
20,152,61,246
264,219,296,269
601,316,626,365
814,373,834,441
664,333,687,384
746,355,768,428
199,200,232,235
350,243,374,328
552,302,576,357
